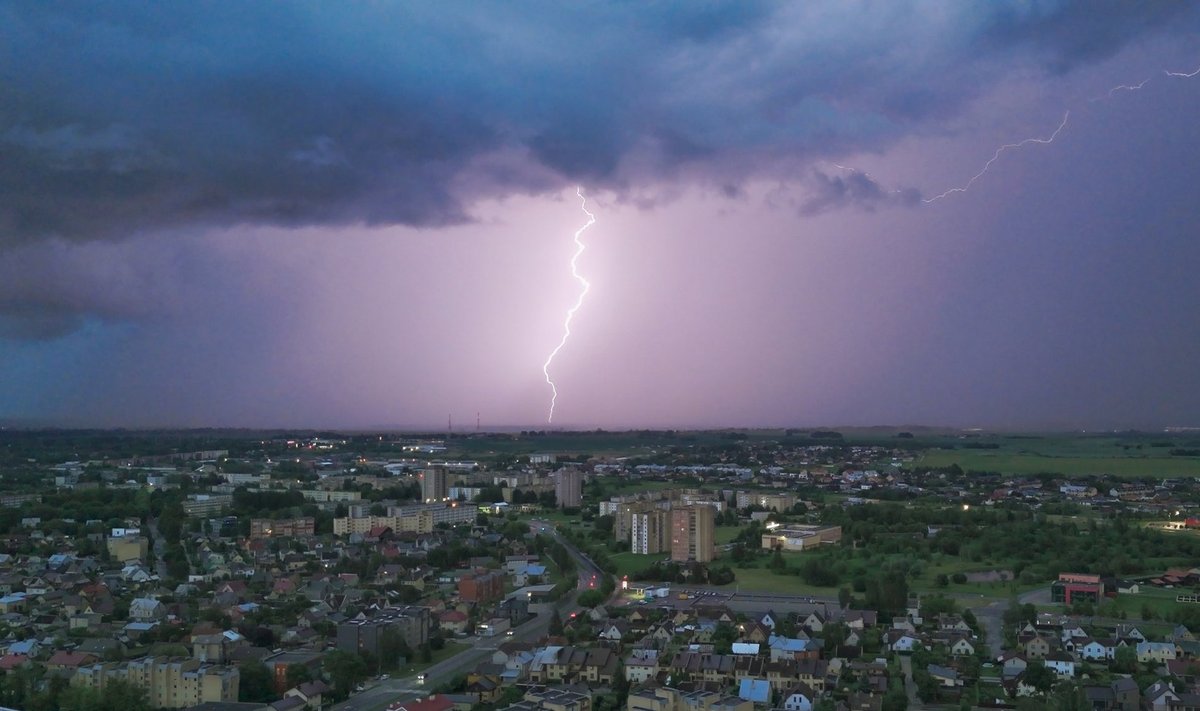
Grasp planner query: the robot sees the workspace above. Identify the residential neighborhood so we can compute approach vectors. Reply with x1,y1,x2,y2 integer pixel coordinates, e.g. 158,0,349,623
0,430,1199,711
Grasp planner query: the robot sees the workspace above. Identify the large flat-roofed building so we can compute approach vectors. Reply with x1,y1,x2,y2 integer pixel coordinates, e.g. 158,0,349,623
670,505,715,563
182,494,233,517
555,469,583,509
333,503,477,535
249,517,314,539
1051,573,1105,605
761,525,842,552
337,607,431,657
736,491,798,512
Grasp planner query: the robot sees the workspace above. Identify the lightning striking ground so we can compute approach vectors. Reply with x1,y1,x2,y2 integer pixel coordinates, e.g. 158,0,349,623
541,187,596,424
923,111,1071,203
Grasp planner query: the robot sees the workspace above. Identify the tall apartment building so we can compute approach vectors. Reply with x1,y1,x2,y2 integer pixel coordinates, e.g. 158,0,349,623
615,500,671,543
73,657,239,709
555,469,583,509
630,508,669,554
336,607,431,656
420,468,449,503
670,505,715,563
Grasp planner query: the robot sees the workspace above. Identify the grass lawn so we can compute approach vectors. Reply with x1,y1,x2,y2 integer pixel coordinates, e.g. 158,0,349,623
611,551,668,577
723,564,838,595
1098,587,1192,621
715,526,741,545
396,641,470,676
912,450,1200,477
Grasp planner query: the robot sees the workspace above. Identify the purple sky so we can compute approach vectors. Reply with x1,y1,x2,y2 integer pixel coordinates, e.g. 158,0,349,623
2,3,1199,429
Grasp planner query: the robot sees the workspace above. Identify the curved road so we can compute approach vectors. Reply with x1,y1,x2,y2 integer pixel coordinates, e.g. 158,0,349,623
335,521,603,711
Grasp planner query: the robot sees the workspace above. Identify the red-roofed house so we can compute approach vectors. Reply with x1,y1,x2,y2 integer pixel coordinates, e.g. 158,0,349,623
46,650,98,671
0,654,28,670
439,609,469,634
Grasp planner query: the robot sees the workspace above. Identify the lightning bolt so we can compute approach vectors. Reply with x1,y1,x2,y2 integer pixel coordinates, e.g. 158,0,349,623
541,186,596,424
1165,65,1200,78
1089,77,1151,102
922,111,1070,203
823,60,1198,207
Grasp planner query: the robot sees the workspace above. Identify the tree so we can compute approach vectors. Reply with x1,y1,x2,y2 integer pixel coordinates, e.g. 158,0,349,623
882,686,908,711
285,662,313,689
324,650,369,700
1049,683,1091,711
578,590,606,608
549,610,564,636
1112,644,1137,673
239,660,276,703
1023,661,1055,694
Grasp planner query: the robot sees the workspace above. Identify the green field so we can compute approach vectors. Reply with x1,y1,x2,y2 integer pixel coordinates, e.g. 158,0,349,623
610,551,668,577
913,451,1200,477
715,526,741,545
721,566,838,596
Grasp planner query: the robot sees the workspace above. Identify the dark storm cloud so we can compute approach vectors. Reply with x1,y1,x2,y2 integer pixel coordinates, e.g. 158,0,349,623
979,1,1193,71
3,1,1196,249
800,169,922,216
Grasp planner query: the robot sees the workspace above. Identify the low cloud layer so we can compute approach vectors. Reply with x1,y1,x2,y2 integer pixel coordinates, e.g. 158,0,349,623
2,2,1194,248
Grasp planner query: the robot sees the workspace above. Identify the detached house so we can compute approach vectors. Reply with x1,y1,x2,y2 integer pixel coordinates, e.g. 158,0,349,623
1044,651,1075,678
129,597,166,622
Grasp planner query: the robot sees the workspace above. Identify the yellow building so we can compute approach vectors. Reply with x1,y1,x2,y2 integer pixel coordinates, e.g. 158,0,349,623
74,657,239,709
106,536,149,563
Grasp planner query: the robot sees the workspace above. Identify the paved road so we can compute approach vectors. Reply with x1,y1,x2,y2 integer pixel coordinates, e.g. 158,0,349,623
334,521,601,711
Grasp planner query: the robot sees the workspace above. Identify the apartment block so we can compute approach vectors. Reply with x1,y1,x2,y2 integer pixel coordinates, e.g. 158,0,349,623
249,517,315,539
181,494,233,517
670,505,715,563
736,491,798,512
337,606,431,656
73,657,239,709
420,468,450,503
555,469,583,509
630,508,669,554
333,503,477,535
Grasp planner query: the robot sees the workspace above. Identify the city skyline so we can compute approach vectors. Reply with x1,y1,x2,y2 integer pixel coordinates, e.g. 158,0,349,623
2,4,1200,430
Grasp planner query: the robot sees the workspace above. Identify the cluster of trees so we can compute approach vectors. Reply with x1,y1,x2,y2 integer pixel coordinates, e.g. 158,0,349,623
817,502,1200,584
0,669,152,711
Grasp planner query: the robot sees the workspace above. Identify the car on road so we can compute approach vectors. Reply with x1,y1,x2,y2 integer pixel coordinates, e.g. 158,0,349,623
417,673,427,684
